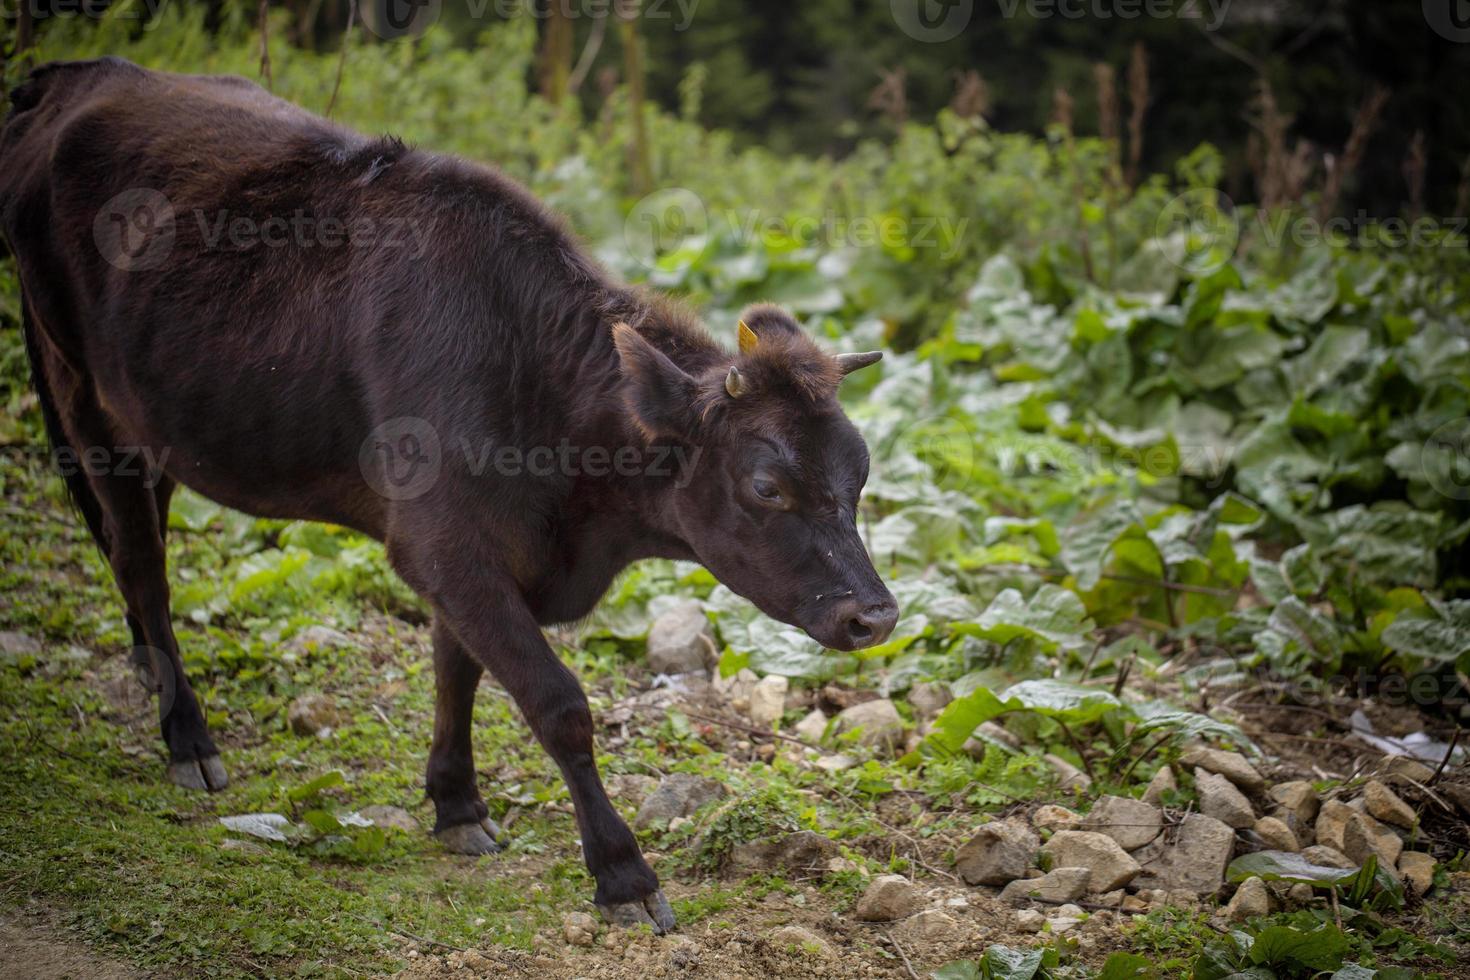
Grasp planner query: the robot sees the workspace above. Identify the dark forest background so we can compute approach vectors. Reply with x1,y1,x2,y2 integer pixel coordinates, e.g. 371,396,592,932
4,0,1469,214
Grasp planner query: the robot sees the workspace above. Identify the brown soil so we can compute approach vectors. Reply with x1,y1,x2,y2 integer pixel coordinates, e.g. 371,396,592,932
394,883,1130,980
0,913,143,980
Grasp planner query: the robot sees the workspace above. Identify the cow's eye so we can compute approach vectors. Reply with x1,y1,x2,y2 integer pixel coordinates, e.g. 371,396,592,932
753,477,782,503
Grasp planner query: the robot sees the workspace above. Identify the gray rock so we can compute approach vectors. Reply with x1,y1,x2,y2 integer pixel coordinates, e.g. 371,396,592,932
1398,851,1435,896
793,708,829,743
1031,804,1080,832
563,910,599,946
748,675,788,729
634,773,727,829
854,874,919,922
1142,766,1177,806
606,773,659,807
833,699,905,753
999,867,1091,906
1133,813,1236,897
907,682,953,721
1196,769,1256,829
1250,816,1299,852
728,830,839,876
359,805,419,833
1039,831,1141,893
1044,753,1091,791
1222,876,1270,922
1267,781,1320,826
287,694,339,736
646,600,714,675
955,818,1039,885
1314,800,1356,853
1014,909,1045,933
770,925,834,958
1080,795,1163,851
1180,747,1265,794
1378,757,1435,786
1300,845,1355,869
1362,780,1417,829
896,909,960,942
1047,906,1085,933
1342,810,1402,869
219,837,269,855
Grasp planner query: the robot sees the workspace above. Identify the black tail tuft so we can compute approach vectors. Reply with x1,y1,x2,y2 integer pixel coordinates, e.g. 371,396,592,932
20,306,109,553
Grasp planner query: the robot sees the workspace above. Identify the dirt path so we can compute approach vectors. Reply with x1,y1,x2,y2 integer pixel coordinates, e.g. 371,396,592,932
0,915,143,980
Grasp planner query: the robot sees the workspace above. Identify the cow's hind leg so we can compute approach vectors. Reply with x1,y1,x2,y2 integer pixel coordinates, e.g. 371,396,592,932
47,371,225,790
426,618,504,855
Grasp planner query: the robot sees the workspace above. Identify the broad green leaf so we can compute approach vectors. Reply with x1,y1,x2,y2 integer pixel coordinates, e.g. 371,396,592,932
956,585,1093,650
1000,679,1121,725
925,687,1014,754
1061,500,1147,591
930,960,982,980
1246,924,1348,972
978,944,1044,980
302,809,343,834
288,770,346,802
1380,600,1470,664
1097,952,1158,980
1226,851,1361,886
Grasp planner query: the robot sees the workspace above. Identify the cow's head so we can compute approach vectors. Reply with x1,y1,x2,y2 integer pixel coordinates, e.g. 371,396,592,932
614,304,899,651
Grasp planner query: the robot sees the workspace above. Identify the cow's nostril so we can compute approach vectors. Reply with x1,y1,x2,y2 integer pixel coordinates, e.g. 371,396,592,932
847,618,874,644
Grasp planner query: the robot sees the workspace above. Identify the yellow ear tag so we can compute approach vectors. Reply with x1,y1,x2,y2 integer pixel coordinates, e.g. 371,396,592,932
737,319,759,354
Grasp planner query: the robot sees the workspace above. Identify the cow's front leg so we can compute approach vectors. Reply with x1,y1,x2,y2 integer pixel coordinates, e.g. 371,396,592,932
425,565,674,932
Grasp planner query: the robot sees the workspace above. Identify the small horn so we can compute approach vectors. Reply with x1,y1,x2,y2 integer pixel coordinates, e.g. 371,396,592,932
738,319,759,354
725,365,747,398
835,351,883,376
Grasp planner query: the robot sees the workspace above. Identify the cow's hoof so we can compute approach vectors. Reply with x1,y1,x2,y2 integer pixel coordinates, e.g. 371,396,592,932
436,818,504,855
168,755,229,792
598,890,676,935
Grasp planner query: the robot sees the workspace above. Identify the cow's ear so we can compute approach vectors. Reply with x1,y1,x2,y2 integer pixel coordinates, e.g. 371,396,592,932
612,323,699,440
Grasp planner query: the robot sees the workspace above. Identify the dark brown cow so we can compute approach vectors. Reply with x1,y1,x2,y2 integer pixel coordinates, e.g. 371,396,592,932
0,57,897,930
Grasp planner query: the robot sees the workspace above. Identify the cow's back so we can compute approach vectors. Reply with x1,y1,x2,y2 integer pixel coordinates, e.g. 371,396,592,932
0,59,437,531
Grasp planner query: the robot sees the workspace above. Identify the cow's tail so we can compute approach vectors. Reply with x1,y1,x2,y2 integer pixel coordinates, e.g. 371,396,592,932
20,301,109,552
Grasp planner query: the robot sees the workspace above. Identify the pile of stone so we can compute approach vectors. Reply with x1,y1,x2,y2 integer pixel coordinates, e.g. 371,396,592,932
951,747,1442,927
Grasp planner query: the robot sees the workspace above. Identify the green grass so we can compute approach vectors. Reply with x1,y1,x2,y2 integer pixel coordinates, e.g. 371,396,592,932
0,451,919,977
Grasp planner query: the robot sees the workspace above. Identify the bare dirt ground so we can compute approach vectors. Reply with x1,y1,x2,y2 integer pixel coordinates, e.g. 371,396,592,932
1,913,143,980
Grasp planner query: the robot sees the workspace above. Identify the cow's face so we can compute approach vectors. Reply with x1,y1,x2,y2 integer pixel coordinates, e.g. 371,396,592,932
614,305,899,652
